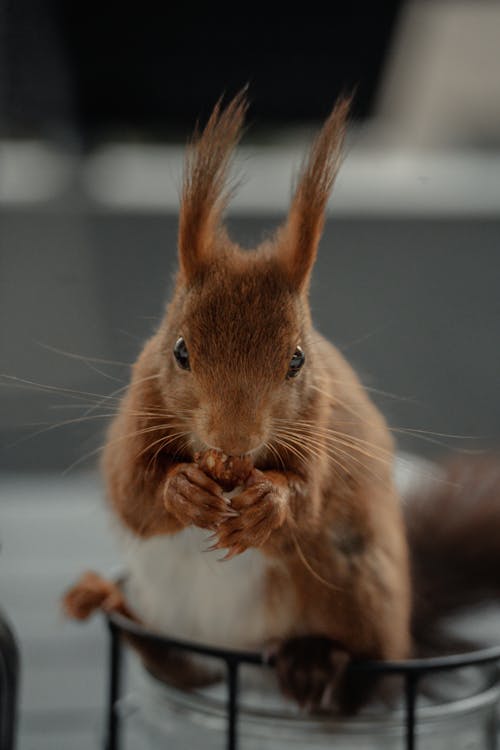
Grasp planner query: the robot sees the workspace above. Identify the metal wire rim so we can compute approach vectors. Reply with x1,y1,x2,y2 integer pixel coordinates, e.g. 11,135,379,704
106,608,500,673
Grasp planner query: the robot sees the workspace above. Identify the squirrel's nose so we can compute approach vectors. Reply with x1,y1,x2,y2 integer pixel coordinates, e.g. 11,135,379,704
212,437,261,457
205,430,261,457
203,404,264,456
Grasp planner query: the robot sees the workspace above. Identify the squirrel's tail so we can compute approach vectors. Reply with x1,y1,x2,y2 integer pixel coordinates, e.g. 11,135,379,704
403,455,500,649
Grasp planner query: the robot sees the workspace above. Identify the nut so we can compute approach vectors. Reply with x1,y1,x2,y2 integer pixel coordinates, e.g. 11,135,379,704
194,449,254,491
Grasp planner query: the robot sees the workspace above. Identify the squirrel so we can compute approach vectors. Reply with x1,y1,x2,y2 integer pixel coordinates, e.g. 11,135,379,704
63,92,500,712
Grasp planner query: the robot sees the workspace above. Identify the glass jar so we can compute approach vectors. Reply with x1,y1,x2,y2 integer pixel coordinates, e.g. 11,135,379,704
120,654,500,750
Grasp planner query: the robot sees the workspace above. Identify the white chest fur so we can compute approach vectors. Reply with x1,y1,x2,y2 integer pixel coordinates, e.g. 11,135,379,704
118,525,291,649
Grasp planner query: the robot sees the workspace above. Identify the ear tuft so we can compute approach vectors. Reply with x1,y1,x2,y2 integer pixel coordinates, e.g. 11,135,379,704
279,96,351,292
178,89,249,283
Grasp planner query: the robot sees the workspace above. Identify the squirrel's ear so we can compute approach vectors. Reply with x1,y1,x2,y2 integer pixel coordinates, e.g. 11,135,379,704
178,90,248,284
278,97,351,292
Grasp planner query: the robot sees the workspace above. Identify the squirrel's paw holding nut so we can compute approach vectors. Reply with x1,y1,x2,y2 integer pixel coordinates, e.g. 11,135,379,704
270,636,351,712
212,470,288,559
164,463,238,531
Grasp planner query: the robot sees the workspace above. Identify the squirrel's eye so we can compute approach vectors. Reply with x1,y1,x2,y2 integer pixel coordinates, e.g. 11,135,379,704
173,337,190,371
287,346,305,379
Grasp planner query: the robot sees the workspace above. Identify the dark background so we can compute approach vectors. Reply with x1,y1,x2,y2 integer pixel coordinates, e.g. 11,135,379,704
1,0,402,138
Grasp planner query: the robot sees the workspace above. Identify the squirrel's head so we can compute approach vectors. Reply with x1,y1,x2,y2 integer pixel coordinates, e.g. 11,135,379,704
156,91,350,457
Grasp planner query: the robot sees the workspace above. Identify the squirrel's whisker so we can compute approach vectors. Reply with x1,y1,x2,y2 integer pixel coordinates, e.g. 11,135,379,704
274,429,386,484
272,432,353,489
82,374,162,417
265,440,286,472
62,423,189,475
136,430,193,461
145,432,192,474
36,342,132,367
274,419,393,458
278,425,391,466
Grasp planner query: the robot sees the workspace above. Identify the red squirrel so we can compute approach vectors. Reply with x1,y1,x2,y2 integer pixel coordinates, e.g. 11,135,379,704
64,92,499,711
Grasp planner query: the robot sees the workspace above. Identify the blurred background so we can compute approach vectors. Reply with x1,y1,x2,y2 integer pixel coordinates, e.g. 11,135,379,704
0,0,499,747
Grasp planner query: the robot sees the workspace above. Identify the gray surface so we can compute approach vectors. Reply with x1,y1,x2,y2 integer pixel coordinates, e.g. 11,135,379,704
0,472,119,749
1,210,499,471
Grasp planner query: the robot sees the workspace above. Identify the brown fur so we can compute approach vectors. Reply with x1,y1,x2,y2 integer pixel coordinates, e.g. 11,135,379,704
68,93,413,708
63,571,132,621
406,455,500,649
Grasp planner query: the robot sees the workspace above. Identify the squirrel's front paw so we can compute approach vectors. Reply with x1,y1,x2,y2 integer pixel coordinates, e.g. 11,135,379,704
164,463,237,531
212,470,288,558
271,636,350,712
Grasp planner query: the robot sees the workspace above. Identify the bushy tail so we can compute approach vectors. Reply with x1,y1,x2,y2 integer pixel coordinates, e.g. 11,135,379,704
404,456,500,648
